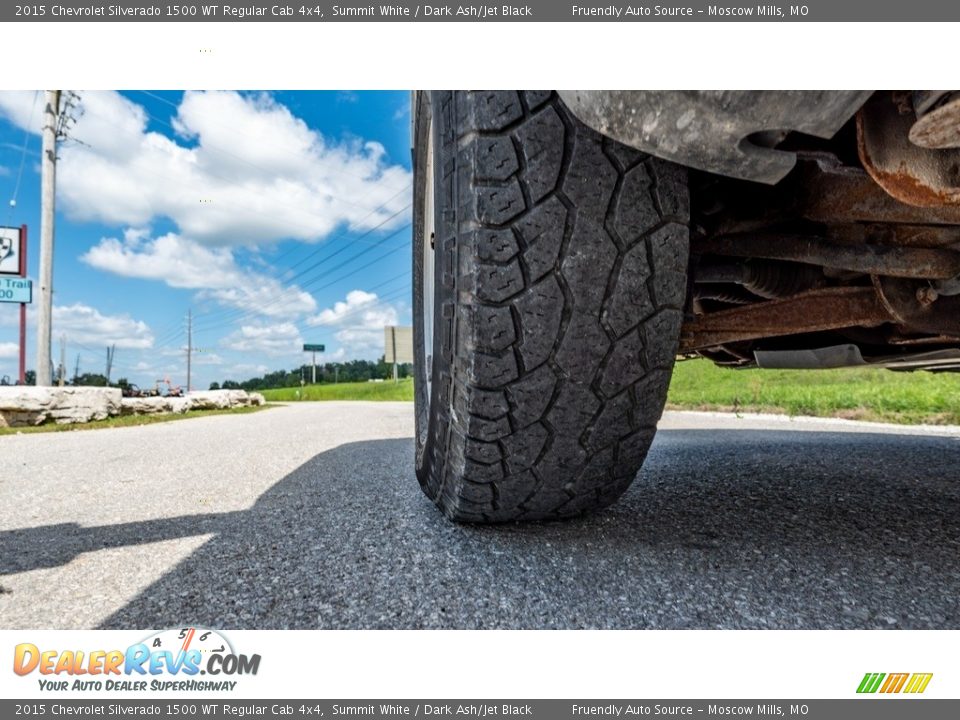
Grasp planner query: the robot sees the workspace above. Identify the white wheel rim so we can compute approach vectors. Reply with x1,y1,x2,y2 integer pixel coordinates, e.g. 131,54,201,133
421,118,436,400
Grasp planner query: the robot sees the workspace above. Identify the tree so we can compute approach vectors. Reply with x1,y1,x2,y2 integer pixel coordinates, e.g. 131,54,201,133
216,358,414,391
73,373,108,387
209,381,221,390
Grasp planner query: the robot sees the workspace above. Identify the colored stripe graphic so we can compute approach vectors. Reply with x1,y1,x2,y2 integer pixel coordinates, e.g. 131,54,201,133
880,673,909,693
857,673,885,693
857,672,932,694
903,673,934,694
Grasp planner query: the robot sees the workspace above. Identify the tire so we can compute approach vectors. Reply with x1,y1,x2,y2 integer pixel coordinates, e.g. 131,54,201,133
413,91,689,522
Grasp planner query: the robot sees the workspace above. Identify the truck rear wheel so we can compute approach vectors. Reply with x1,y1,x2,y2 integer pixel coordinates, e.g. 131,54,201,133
413,90,689,522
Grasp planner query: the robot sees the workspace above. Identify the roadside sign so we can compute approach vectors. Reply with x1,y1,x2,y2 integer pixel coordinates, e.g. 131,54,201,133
303,343,325,384
2,224,27,383
0,277,31,303
384,326,413,364
0,226,22,276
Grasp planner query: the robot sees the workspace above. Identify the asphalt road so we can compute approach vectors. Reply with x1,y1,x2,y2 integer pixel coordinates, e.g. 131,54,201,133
1,402,959,629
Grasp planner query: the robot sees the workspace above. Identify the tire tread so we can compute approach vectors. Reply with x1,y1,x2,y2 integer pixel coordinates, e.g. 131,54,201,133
421,91,689,521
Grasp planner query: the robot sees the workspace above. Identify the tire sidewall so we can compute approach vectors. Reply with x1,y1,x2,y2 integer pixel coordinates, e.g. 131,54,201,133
413,91,452,498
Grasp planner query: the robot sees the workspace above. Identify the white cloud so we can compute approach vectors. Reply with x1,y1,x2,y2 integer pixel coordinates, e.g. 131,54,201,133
53,303,154,350
0,341,18,358
0,91,39,130
307,289,399,357
194,351,223,366
0,90,411,246
81,230,317,317
0,304,18,327
308,289,379,325
221,322,303,357
222,362,270,380
0,302,153,350
82,229,235,287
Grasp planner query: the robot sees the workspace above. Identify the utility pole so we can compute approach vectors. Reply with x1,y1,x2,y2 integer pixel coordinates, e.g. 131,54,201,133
58,335,66,387
73,353,80,385
391,326,399,383
105,344,115,384
36,90,60,386
186,308,192,393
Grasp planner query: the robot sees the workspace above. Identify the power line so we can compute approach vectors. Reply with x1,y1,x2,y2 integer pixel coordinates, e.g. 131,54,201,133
6,90,40,225
307,238,411,296
134,198,411,341
190,220,411,334
150,324,185,350
194,236,410,335
190,272,411,353
269,184,411,269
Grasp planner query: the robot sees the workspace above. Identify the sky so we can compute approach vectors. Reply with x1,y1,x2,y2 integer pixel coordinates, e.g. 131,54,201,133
0,90,413,389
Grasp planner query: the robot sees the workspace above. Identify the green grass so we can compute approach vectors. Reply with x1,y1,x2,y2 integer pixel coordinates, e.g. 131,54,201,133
0,404,271,436
261,378,414,402
250,364,960,426
666,358,960,425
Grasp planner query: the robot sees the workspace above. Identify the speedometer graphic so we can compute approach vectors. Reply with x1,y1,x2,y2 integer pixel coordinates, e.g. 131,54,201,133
140,627,234,659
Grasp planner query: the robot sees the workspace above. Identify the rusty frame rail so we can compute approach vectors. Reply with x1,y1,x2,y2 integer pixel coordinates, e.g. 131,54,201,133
680,286,892,352
695,233,960,279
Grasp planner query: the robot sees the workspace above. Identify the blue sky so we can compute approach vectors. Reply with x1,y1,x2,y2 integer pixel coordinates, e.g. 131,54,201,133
0,91,413,388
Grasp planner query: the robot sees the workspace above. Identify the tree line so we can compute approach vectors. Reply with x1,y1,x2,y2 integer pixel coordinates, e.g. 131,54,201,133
210,357,412,391
5,358,413,391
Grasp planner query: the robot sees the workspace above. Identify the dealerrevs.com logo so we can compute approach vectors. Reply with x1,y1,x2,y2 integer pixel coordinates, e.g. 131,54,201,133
857,672,933,694
13,627,261,693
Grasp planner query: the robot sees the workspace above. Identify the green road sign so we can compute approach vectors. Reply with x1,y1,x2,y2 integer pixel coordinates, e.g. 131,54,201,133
303,344,325,352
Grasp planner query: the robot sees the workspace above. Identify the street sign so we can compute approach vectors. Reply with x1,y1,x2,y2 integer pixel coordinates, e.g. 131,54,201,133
0,226,22,276
0,277,31,303
303,344,325,384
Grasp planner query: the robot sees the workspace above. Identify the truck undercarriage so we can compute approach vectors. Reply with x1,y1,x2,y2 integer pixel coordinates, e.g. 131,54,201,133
412,89,960,522
680,91,960,370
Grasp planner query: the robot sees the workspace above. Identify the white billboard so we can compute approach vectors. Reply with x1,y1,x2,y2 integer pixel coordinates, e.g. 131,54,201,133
384,325,413,364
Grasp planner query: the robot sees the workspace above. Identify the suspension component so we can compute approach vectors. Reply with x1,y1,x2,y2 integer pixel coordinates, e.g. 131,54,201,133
857,91,960,207
695,234,960,279
909,91,960,150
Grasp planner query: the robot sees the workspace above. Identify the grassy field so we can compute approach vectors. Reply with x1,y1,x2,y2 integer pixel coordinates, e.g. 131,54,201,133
258,362,959,425
667,358,960,425
0,404,271,436
261,378,414,402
